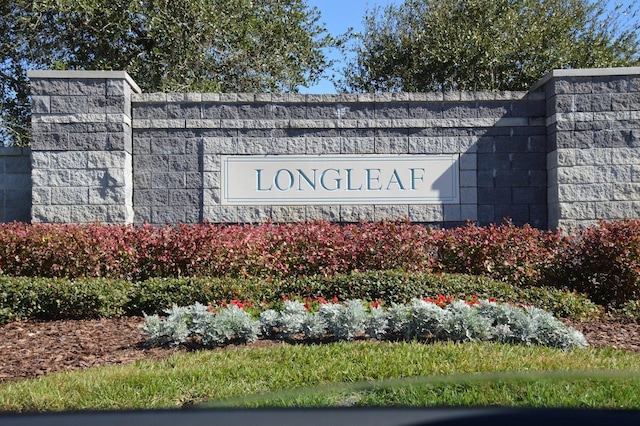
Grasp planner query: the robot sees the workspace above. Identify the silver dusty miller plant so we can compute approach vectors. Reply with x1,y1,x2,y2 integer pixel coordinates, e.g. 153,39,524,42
142,298,588,350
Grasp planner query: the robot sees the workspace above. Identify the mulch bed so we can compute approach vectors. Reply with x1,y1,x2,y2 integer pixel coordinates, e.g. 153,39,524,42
1,317,640,383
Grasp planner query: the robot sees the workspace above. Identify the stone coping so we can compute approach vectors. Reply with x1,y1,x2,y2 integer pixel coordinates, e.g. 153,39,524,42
531,67,640,91
27,70,142,94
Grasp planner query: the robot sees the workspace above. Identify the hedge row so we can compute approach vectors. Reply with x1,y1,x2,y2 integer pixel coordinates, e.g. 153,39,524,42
0,271,601,324
1,220,639,306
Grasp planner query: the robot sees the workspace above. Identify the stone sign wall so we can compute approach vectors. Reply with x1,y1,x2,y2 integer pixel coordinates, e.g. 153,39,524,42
3,67,639,229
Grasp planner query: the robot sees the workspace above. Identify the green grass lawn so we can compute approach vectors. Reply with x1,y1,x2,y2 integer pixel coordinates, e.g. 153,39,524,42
2,341,640,412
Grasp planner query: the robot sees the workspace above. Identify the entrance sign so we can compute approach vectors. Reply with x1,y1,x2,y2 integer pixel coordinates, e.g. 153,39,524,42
221,155,459,205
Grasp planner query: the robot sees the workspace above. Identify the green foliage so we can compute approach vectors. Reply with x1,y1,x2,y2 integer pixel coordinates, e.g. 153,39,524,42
1,0,333,146
0,271,601,324
340,0,640,92
0,276,129,323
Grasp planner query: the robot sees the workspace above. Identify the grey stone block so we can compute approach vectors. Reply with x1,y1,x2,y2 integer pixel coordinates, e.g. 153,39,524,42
286,138,307,154
236,206,272,223
51,187,89,205
30,131,69,150
151,139,187,155
372,204,409,221
203,137,235,154
168,189,200,206
134,189,168,206
340,205,374,222
477,204,495,225
134,206,152,223
477,169,498,188
168,155,199,172
185,172,202,189
202,188,220,205
558,183,612,202
271,206,306,222
32,187,51,205
202,171,219,189
29,79,69,96
133,172,152,189
596,201,640,220
31,169,69,187
493,204,529,224
494,170,531,187
134,103,168,119
558,202,598,220
1,174,31,190
306,137,341,154
68,79,107,96
478,187,511,203
89,186,128,205
152,172,186,189
408,205,444,222
50,95,89,114
202,155,221,172
512,187,545,204
374,137,409,154
236,137,289,155
460,187,477,204
461,204,478,221
167,103,202,119
408,137,443,154
31,96,51,114
31,205,71,223
375,103,408,119
305,205,340,221
341,137,375,154
459,170,476,187
4,155,31,174
87,151,128,168
152,207,186,224
459,153,477,170
203,205,238,223
592,76,629,94
477,153,512,170
443,204,461,222
613,182,640,200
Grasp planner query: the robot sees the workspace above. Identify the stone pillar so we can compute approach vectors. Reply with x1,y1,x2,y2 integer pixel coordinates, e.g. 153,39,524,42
28,70,140,223
535,67,640,230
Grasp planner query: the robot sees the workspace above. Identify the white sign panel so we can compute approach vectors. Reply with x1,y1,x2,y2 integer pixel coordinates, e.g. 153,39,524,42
221,155,459,205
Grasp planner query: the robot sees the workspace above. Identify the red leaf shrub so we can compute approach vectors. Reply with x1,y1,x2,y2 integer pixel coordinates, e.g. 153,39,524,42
551,219,640,307
0,218,639,307
431,221,565,287
0,220,438,280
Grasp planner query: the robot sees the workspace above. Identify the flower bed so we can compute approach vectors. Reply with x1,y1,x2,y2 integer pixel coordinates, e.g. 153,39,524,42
142,297,588,351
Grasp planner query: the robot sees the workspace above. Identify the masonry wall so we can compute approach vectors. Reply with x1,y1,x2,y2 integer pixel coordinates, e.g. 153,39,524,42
131,92,546,227
0,146,31,222
18,68,640,229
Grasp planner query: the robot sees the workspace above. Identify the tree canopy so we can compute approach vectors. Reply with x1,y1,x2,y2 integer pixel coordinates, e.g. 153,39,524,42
1,0,333,145
339,0,640,93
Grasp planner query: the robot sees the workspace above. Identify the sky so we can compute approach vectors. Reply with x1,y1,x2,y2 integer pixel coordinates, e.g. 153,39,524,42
300,0,401,94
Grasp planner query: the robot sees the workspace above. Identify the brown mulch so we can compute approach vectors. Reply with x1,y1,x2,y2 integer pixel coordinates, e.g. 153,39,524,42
1,317,640,383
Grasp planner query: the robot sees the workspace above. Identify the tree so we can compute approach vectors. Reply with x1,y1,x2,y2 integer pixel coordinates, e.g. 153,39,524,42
339,0,640,93
0,0,333,145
